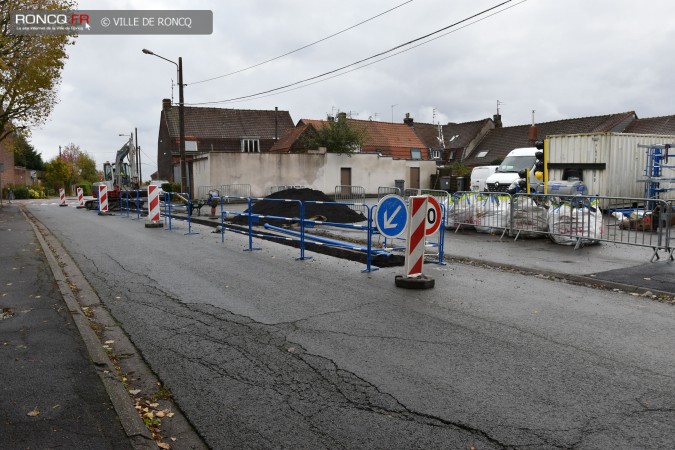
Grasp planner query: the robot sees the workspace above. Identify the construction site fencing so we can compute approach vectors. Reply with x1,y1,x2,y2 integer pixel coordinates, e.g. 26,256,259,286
216,194,447,272
119,190,142,220
446,191,675,260
162,192,198,235
334,185,366,213
218,184,251,203
377,186,401,199
197,185,220,200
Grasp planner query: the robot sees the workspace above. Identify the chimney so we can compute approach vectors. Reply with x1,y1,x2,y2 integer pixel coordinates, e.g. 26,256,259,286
493,113,502,128
337,112,347,122
403,112,414,126
162,98,171,111
528,110,538,146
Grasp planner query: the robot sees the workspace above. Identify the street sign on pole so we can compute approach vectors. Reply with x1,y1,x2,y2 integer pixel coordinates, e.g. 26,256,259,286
425,196,442,236
375,195,408,239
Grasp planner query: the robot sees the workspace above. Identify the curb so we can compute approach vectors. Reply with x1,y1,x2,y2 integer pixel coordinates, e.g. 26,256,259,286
23,208,157,449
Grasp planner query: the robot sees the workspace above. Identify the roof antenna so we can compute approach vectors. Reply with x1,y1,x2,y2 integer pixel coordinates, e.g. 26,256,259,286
497,99,503,115
171,78,175,104
531,109,536,126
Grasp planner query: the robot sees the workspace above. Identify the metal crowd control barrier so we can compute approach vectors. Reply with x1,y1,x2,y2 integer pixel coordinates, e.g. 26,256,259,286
377,186,401,199
303,200,377,272
219,196,304,256
446,191,675,260
334,185,366,213
197,185,219,200
163,192,198,235
446,191,512,239
218,184,251,203
219,196,384,272
120,190,142,220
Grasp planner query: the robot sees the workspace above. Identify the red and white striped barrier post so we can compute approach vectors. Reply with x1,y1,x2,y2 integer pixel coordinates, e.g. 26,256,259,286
58,188,67,207
145,184,163,228
395,195,435,289
98,184,110,215
76,187,85,209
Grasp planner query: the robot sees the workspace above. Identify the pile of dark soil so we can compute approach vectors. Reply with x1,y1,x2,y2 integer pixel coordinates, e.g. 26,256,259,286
232,188,366,226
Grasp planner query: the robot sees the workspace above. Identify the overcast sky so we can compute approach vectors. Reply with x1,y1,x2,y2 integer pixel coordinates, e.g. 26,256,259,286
27,0,675,180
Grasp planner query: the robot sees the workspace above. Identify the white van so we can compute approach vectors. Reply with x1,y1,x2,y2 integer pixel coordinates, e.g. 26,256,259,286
484,147,539,193
470,165,499,191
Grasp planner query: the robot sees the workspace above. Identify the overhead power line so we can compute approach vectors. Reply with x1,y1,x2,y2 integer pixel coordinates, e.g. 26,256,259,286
212,0,528,106
187,0,516,106
188,0,414,86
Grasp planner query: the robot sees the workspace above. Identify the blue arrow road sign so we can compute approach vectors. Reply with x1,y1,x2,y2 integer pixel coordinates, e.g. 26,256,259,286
375,194,408,238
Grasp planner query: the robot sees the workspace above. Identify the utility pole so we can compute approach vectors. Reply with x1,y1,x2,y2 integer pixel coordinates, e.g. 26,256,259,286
178,57,187,196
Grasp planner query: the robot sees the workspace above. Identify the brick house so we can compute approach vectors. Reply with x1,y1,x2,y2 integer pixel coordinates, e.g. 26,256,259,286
462,111,638,167
405,114,495,165
157,99,295,187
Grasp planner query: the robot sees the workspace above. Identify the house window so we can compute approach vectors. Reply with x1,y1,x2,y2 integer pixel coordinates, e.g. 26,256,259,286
410,148,422,160
185,141,198,152
241,138,260,153
449,151,456,160
477,151,489,158
431,150,441,159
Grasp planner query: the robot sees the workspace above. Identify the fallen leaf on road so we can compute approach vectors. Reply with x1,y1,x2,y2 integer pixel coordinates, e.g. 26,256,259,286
104,340,114,344
157,443,170,449
170,437,177,442
156,410,165,418
129,389,141,395
27,408,40,417
52,404,61,409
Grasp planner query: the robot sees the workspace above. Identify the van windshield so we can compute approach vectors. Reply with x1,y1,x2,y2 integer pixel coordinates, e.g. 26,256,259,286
498,155,537,173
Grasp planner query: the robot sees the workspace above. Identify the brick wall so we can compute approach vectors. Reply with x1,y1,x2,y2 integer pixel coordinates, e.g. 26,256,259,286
0,134,16,186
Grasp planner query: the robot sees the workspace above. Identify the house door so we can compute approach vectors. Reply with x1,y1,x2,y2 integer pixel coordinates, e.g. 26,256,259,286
340,167,352,187
410,167,420,190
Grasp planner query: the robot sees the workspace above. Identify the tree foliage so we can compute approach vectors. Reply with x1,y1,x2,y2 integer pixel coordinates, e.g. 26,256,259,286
43,143,98,194
43,158,69,191
299,117,367,154
0,0,77,143
11,133,44,170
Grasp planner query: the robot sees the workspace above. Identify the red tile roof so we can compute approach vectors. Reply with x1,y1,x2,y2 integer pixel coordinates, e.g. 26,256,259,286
269,123,310,153
298,118,429,159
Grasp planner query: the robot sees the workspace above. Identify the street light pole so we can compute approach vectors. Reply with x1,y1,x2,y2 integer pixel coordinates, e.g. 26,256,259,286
142,48,188,196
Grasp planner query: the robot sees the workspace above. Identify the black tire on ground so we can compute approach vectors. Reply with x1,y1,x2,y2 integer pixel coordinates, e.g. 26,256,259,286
394,275,435,289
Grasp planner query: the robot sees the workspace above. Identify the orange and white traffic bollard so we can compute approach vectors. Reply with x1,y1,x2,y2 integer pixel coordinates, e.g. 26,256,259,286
145,184,163,228
395,195,435,289
58,188,67,207
76,187,85,209
98,185,110,215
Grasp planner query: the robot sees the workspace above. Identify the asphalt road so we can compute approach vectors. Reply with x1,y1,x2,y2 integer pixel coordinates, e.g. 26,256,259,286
26,202,675,449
